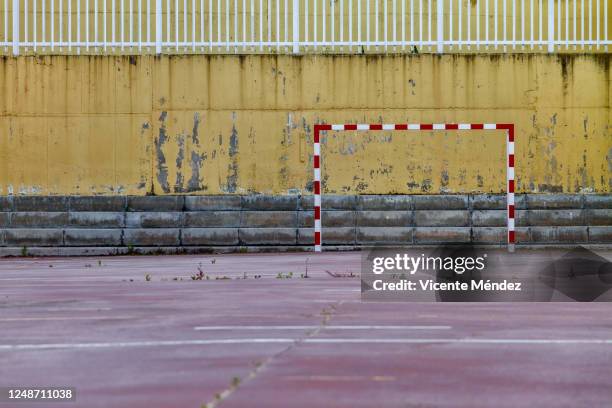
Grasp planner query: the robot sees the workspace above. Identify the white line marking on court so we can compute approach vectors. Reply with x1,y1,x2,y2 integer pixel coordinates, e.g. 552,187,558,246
2,338,612,351
0,277,117,281
0,316,133,322
45,308,114,312
322,289,360,292
0,339,293,351
304,338,612,344
193,325,453,331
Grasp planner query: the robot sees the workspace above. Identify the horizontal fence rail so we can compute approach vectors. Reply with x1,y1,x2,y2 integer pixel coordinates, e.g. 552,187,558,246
0,0,609,55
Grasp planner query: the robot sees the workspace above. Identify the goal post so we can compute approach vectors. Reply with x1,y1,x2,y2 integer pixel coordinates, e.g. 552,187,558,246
312,123,516,253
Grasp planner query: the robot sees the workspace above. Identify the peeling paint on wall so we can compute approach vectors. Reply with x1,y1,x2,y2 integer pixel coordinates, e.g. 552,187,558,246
174,133,186,192
223,112,239,193
187,112,206,192
156,111,171,194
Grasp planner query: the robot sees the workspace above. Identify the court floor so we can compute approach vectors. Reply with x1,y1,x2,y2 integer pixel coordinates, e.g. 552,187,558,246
1,251,611,407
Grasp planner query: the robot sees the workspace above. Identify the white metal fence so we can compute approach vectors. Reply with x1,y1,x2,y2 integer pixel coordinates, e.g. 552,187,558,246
0,0,609,55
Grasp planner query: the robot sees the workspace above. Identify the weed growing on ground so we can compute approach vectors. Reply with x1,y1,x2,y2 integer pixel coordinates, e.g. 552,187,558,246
192,271,205,280
191,262,207,280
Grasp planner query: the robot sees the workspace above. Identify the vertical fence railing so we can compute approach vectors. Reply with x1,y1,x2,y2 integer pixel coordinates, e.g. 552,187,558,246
0,0,609,55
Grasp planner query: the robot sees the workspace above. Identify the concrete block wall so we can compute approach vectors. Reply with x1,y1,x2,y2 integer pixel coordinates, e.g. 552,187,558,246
0,194,609,256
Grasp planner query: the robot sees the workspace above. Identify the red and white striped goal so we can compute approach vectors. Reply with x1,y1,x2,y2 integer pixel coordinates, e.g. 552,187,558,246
312,123,516,252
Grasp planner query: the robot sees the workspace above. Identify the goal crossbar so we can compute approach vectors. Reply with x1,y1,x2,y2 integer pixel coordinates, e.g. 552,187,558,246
312,123,516,252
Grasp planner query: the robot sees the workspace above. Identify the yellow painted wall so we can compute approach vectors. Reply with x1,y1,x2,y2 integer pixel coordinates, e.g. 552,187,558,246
0,54,610,195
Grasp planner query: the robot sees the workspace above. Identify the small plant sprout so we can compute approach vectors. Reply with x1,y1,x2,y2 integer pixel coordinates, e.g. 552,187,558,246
192,263,206,281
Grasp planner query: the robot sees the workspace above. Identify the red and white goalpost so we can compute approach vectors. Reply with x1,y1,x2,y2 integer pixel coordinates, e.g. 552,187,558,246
312,123,516,252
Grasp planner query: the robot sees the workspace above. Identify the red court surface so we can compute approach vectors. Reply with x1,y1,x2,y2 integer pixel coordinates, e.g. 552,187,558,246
1,251,612,407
